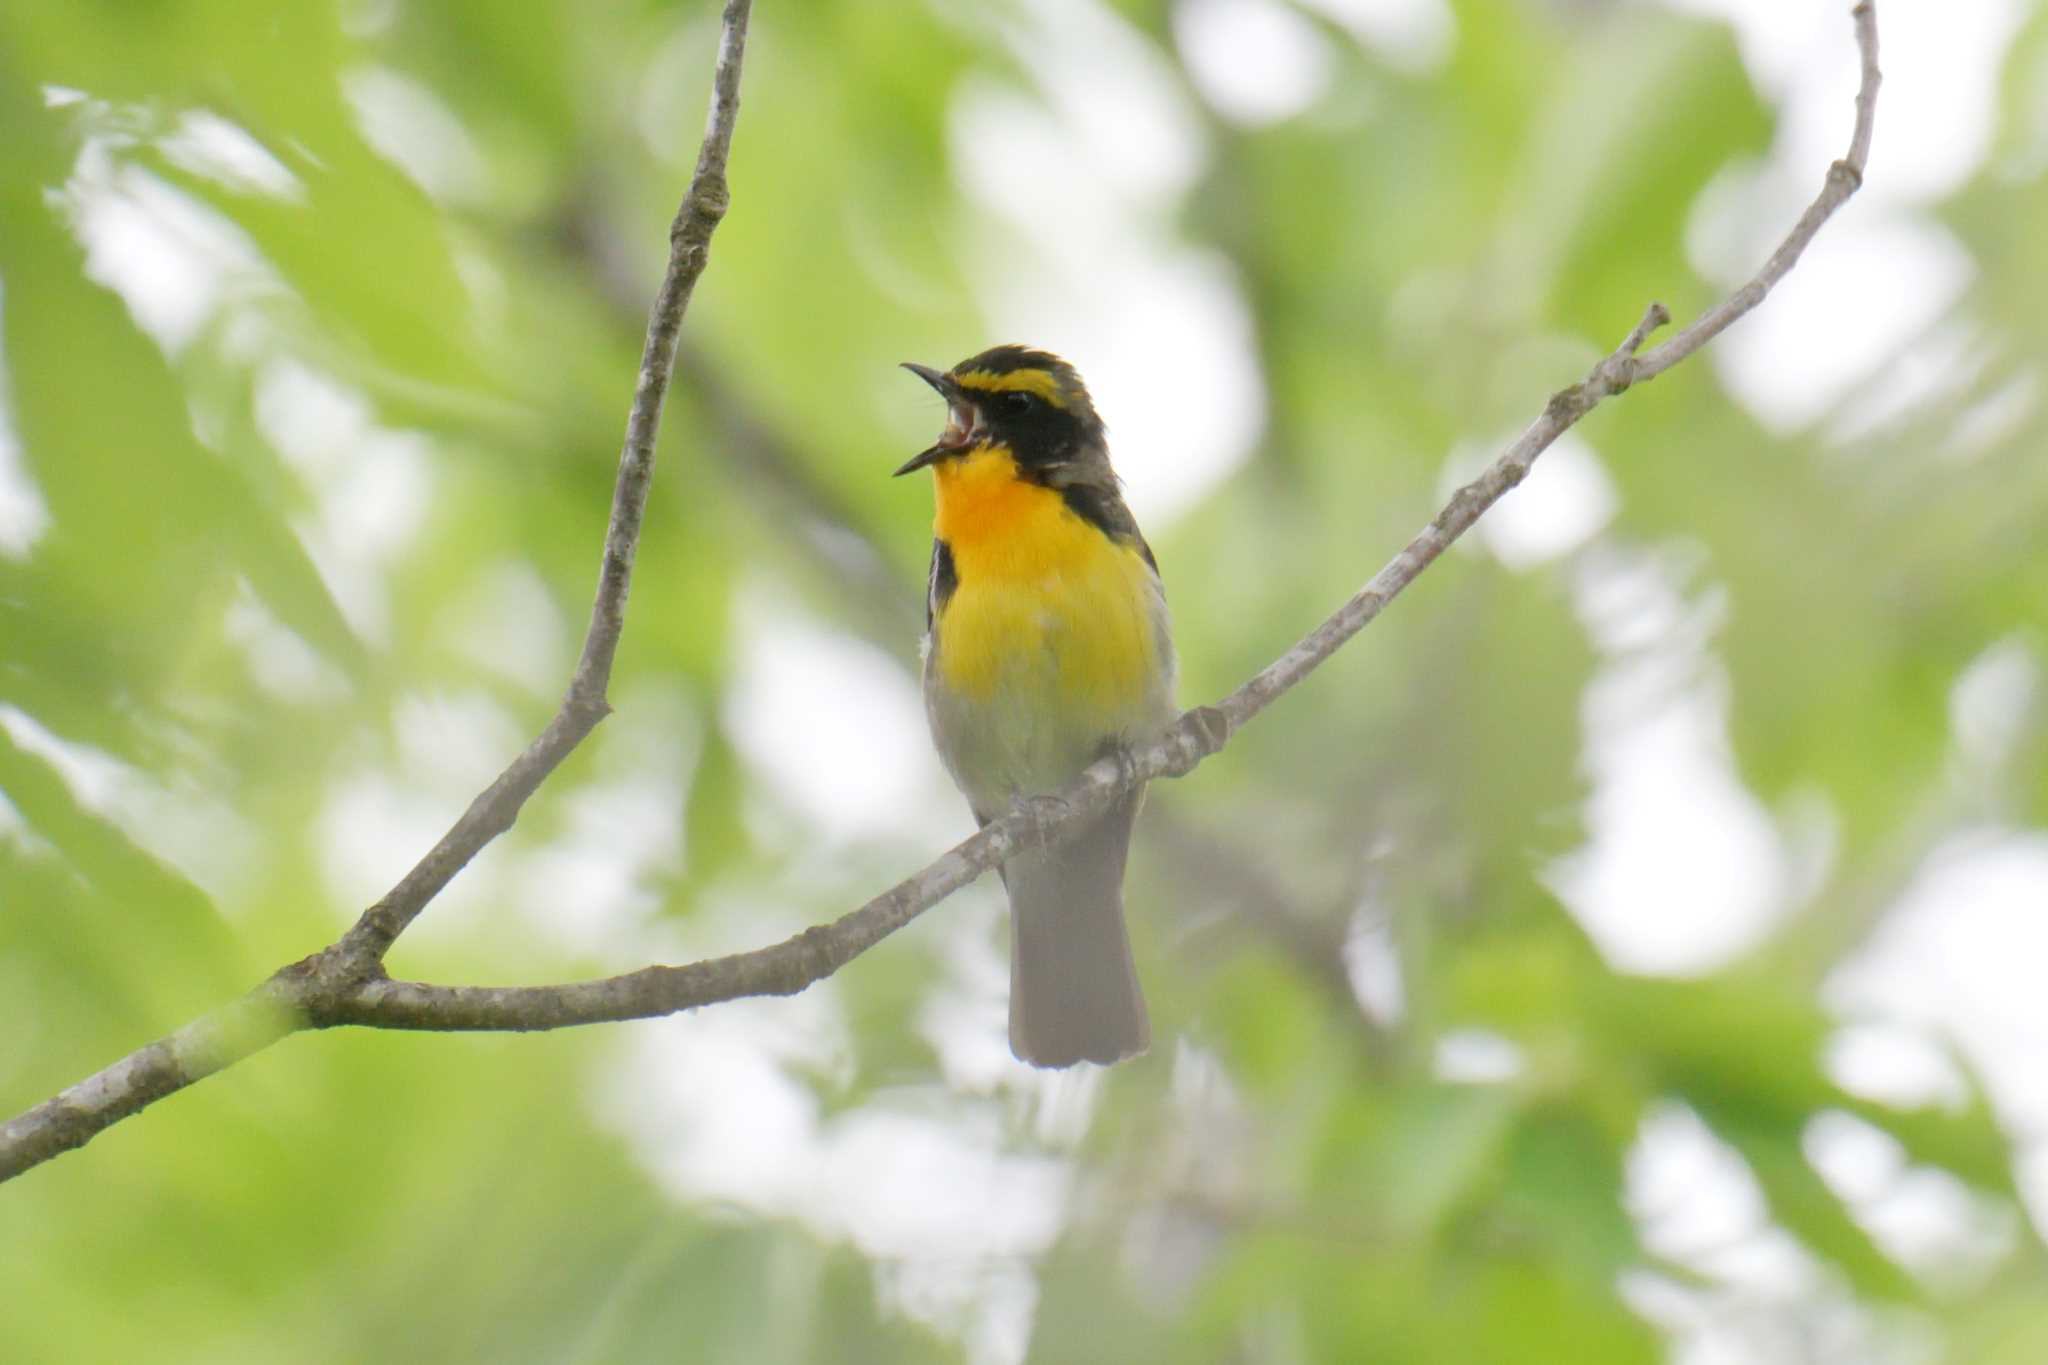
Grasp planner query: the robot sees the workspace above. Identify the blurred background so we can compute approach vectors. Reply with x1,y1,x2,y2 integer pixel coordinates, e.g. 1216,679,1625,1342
2,0,2045,1360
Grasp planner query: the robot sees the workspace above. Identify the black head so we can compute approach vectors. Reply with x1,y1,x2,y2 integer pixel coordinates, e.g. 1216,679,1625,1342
895,345,1108,477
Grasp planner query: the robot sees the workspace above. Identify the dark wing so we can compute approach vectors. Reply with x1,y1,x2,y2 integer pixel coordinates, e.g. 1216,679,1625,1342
1057,482,1160,582
926,537,957,633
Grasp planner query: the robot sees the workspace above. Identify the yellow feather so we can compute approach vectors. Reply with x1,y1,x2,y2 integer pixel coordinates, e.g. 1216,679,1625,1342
950,367,1071,408
928,447,1160,740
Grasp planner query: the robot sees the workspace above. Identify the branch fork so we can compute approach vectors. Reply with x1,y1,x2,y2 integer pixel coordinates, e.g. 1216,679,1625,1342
0,0,1884,1185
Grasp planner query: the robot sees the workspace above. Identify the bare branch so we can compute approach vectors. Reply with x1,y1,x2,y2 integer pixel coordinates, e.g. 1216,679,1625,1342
0,0,755,1185
0,0,1882,1184
337,0,753,966
0,992,297,1184
1634,0,1879,381
283,2,1883,1038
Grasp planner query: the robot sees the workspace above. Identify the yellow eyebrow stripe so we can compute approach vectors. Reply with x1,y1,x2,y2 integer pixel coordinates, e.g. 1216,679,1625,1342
953,368,1070,408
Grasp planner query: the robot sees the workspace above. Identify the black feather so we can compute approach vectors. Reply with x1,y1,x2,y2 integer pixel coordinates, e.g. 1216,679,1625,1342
926,538,957,632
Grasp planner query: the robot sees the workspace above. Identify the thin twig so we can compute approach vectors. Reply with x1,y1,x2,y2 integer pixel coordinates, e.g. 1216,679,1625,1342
273,4,1881,1037
1634,0,1879,381
336,0,752,965
290,303,1680,1036
0,0,755,1185
0,0,1882,1184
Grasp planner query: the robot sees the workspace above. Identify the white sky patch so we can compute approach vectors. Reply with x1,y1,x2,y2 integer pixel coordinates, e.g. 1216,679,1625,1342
1803,1109,2013,1287
1434,1029,1524,1084
157,110,303,201
1824,1022,1969,1113
251,358,434,645
443,560,571,697
1820,318,1990,449
1299,0,1457,72
722,583,954,846
0,309,52,559
1551,668,1790,973
393,688,526,801
1622,1272,1921,1365
507,778,677,953
0,705,137,817
827,1108,1069,1259
311,692,528,933
62,153,263,355
599,971,1066,1365
885,1259,1039,1365
917,896,1110,1146
509,680,696,957
600,990,842,1206
1174,0,1336,129
1661,0,2019,436
254,358,377,483
1947,634,2040,778
1341,909,1405,1026
316,683,695,954
318,768,497,929
1551,545,1793,974
342,64,493,205
223,580,352,702
1659,0,2024,209
1441,432,1618,571
1629,1102,1822,1292
288,428,435,644
950,1,1265,528
1701,211,1975,433
0,705,261,908
1828,831,2048,1233
314,698,522,929
921,895,1027,1091
996,0,1206,205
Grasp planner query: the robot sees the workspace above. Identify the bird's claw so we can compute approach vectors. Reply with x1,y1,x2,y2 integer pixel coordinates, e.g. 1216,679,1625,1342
1009,791,1071,850
1106,741,1142,788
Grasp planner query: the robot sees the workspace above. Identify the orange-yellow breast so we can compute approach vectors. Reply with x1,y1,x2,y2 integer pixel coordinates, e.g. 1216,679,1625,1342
925,447,1171,801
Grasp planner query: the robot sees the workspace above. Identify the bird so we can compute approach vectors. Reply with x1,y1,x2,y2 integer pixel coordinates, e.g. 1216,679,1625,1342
896,345,1176,1067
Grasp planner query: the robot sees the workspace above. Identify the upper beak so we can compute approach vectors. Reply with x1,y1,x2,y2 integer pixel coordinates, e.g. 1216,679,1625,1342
901,362,954,398
895,362,969,477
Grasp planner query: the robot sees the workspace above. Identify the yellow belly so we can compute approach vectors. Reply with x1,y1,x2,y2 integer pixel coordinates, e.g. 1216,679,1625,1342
925,448,1172,806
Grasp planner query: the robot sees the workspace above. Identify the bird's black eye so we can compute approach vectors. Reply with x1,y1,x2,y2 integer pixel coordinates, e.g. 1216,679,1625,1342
1000,391,1035,415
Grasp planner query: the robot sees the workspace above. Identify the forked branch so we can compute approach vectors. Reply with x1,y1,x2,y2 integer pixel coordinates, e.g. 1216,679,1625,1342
0,0,1881,1185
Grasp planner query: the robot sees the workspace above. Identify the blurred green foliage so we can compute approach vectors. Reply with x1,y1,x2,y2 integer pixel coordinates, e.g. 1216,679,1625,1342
3,1,2047,1361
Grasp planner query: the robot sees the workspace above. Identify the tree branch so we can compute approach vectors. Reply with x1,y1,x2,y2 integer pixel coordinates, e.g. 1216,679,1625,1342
0,0,754,1185
0,0,1881,1185
335,0,753,966
1633,0,1879,381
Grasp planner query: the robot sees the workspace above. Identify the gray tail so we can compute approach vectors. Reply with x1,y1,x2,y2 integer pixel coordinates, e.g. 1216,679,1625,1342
1003,788,1150,1068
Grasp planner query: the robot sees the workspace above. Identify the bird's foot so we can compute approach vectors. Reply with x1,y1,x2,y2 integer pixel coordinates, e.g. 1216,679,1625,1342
1008,790,1071,851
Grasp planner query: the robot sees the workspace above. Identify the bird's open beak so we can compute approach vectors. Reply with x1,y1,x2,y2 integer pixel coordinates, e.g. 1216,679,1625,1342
895,362,980,476
901,362,952,397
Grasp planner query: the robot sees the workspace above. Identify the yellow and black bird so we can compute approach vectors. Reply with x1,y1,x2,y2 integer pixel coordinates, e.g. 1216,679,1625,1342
897,346,1175,1067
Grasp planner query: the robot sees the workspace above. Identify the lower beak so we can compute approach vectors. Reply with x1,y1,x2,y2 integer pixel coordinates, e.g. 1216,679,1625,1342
893,445,945,477
896,361,974,477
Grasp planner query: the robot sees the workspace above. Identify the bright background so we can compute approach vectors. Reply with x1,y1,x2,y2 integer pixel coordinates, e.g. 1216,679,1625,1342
3,0,2047,1361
